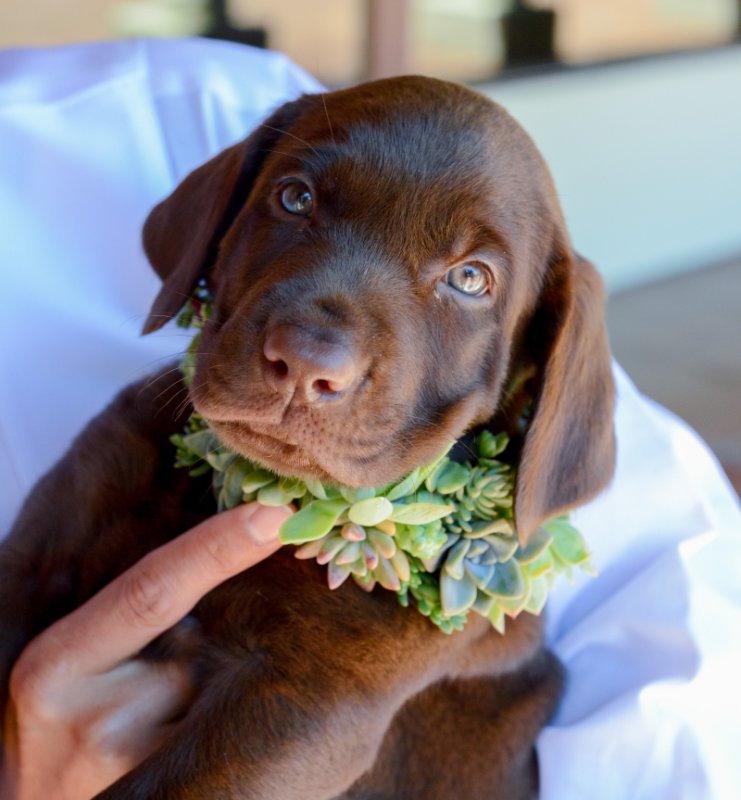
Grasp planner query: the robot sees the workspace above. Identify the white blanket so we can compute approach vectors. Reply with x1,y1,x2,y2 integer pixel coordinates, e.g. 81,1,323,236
1,38,739,799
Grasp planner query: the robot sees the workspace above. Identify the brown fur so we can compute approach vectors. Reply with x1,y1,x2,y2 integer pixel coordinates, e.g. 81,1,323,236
0,76,615,798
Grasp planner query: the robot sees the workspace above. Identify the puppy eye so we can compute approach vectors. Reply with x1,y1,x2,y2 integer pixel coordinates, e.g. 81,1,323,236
445,263,491,296
280,181,314,216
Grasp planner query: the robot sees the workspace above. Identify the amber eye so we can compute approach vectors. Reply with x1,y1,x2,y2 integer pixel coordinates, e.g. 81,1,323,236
445,263,490,296
280,182,314,216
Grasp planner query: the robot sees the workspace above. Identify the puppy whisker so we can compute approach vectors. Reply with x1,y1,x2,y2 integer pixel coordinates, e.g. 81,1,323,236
123,312,177,325
321,94,336,146
150,381,191,415
174,386,200,419
263,148,308,165
261,123,320,156
136,364,186,396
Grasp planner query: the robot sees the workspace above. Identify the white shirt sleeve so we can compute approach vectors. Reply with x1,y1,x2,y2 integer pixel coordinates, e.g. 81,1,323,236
539,363,741,800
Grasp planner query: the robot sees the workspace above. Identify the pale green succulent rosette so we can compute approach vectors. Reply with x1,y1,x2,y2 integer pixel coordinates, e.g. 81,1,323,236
171,292,594,634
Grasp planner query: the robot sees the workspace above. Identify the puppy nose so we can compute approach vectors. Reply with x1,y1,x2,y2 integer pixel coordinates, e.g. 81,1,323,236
263,324,358,403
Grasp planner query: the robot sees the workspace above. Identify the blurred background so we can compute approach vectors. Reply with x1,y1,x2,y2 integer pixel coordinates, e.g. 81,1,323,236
1,0,740,493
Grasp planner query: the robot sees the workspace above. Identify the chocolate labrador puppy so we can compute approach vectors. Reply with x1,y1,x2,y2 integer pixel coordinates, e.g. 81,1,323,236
0,76,615,799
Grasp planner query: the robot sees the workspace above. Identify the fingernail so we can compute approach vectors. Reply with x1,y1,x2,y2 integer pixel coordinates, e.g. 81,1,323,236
240,503,294,546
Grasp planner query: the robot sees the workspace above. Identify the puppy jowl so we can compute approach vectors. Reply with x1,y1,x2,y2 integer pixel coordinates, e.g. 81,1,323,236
2,75,616,799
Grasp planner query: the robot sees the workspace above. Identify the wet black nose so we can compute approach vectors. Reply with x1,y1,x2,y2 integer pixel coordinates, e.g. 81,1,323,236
263,324,359,403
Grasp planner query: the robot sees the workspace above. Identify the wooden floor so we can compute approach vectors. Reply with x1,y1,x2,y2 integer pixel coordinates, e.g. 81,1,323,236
607,257,741,496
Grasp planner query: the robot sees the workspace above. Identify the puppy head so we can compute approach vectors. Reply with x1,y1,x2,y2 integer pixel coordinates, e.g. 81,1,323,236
143,76,615,541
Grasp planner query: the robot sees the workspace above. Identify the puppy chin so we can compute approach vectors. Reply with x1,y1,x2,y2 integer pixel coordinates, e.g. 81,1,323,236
202,389,492,489
207,418,428,489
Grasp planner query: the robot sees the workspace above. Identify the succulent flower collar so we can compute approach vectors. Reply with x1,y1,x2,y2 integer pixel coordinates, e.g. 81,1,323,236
172,288,593,634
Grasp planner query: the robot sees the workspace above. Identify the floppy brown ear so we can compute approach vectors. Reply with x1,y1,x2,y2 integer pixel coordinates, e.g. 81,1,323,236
141,96,313,334
514,252,616,542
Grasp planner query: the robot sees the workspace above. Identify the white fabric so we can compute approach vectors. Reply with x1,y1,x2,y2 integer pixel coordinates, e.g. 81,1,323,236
0,39,321,532
1,38,740,799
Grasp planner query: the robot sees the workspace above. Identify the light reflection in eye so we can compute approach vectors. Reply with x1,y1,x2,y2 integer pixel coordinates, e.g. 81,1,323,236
280,182,314,216
445,263,490,296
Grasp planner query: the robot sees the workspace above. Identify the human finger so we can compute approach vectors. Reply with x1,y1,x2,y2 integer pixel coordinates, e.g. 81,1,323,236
14,503,291,682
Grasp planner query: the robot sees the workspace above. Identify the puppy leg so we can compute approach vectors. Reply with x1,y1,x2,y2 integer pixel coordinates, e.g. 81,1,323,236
91,565,464,800
340,648,564,800
91,571,551,800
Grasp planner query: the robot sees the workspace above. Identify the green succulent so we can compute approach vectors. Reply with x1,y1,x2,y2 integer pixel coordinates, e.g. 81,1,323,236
174,283,211,387
171,291,594,634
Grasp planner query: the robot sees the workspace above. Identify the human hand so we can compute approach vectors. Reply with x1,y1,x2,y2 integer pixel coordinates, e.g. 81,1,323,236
1,503,292,800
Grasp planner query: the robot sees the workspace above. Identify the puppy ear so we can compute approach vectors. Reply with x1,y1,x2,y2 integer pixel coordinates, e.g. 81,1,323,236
514,252,616,542
141,96,311,334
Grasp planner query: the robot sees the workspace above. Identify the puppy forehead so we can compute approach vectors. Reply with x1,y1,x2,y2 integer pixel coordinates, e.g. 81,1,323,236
287,81,512,181
267,80,549,223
